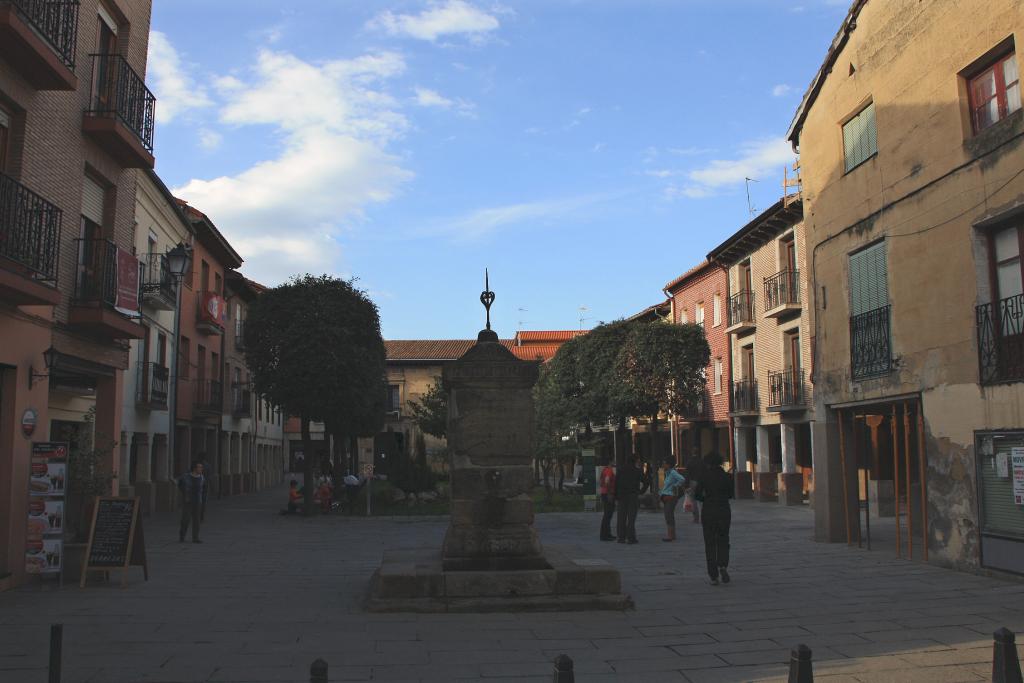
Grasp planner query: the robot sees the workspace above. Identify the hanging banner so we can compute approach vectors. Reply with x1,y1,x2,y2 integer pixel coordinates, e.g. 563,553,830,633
114,247,141,316
26,442,68,575
199,291,228,328
1012,448,1024,506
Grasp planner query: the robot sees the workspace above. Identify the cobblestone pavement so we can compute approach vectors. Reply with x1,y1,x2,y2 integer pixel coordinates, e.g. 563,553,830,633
1,485,1022,683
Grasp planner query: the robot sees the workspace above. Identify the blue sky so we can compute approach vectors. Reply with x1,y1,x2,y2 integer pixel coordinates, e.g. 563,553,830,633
147,0,848,339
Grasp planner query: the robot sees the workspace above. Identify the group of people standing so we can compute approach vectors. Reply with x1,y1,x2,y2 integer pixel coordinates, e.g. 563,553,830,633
598,451,734,585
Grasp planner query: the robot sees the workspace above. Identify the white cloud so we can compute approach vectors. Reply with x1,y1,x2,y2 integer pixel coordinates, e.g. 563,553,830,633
147,31,212,124
667,146,715,156
772,84,793,97
173,49,414,284
367,1,501,43
668,138,796,199
592,142,605,153
441,194,609,241
198,128,222,151
414,86,454,108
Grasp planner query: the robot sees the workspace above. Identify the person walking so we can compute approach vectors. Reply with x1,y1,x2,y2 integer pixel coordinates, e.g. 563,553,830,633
684,450,704,523
659,457,687,542
598,456,617,541
177,461,207,543
615,454,643,544
695,452,734,585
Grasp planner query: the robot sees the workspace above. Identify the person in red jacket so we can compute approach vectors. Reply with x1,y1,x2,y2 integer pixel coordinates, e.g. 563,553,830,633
598,456,617,541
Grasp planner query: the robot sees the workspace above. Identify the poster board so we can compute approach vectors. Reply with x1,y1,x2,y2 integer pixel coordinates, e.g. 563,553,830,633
80,497,148,587
1012,448,1024,506
26,442,67,580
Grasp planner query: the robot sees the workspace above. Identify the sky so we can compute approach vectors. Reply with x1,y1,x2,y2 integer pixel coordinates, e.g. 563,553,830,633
147,0,850,340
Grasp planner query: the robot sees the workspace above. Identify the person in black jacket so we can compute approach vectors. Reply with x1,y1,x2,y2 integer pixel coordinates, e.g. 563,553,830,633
615,454,643,544
695,452,734,585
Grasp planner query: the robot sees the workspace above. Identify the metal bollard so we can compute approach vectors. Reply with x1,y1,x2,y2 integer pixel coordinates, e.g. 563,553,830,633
552,654,574,683
310,657,328,683
788,643,813,683
49,624,62,683
993,628,1023,683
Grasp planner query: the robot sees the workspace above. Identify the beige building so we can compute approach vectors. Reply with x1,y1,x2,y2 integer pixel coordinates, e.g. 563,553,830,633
789,0,1024,572
709,199,815,506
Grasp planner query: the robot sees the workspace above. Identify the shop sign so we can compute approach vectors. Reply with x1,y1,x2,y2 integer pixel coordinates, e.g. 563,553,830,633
1012,448,1024,506
26,442,68,576
21,408,37,437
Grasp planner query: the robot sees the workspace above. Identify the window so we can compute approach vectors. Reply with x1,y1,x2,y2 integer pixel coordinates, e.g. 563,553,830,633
0,105,10,174
157,332,167,367
388,384,400,412
680,308,688,324
696,302,705,327
211,352,219,380
197,345,206,382
842,101,877,172
214,272,222,295
849,241,892,378
992,225,1023,302
713,294,722,326
714,358,723,394
179,336,190,378
849,241,889,316
969,51,1020,133
785,330,801,372
741,345,755,380
200,260,209,292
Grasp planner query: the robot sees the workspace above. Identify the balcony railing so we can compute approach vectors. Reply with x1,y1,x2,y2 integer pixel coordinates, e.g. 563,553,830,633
727,290,755,328
8,0,79,69
86,53,156,153
235,320,245,350
195,379,223,414
677,390,709,420
764,269,800,312
140,252,175,306
135,361,168,408
231,383,251,417
0,172,61,282
850,305,892,380
731,378,758,414
74,237,117,305
977,293,1024,385
767,368,806,409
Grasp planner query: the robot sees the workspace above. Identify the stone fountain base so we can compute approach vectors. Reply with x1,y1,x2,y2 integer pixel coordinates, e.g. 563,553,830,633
366,546,632,613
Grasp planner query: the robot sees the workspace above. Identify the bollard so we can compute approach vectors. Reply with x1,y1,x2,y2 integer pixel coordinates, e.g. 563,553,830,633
993,628,1023,683
552,654,574,683
310,657,328,683
49,624,62,683
788,643,813,683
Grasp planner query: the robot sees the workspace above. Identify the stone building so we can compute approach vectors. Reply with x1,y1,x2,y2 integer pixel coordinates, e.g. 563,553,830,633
0,0,155,588
662,261,732,465
708,199,815,506
121,170,192,515
789,0,1024,571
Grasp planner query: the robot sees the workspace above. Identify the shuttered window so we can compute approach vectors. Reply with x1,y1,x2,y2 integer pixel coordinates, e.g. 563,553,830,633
849,241,888,316
978,434,1024,540
843,102,877,173
0,106,10,173
81,174,106,225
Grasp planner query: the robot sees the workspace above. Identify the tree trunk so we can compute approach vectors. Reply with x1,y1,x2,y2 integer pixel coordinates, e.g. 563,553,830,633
651,413,661,510
301,415,316,516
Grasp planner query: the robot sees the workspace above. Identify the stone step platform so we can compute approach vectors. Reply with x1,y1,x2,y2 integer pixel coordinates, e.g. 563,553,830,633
366,546,633,613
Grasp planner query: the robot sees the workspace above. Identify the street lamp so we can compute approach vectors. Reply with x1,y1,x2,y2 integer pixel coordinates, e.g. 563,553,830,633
166,242,193,482
28,346,58,389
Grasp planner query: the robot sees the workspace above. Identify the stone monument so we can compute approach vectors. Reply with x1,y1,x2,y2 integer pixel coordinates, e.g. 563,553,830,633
367,272,630,612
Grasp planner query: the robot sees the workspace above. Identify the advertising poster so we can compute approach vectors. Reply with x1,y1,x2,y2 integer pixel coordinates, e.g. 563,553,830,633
1012,448,1024,506
26,442,68,576
114,247,141,316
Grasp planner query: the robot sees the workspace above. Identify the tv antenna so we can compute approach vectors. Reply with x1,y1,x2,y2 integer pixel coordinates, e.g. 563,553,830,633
745,177,759,217
516,308,529,333
578,305,590,330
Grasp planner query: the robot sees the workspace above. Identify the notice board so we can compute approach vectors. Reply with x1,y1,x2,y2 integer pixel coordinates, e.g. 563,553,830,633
80,497,148,587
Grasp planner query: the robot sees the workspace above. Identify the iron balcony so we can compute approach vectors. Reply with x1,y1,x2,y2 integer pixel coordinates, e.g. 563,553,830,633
69,237,144,338
140,252,176,310
135,361,169,409
82,53,156,168
730,378,759,416
763,269,801,318
0,172,61,305
850,305,892,380
977,293,1024,385
0,0,79,89
231,383,251,417
194,379,223,416
726,290,756,334
767,368,807,411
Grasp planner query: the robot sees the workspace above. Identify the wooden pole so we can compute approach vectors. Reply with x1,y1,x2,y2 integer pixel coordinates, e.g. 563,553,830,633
903,402,913,560
891,405,900,558
864,414,885,553
917,407,929,562
853,412,862,548
837,410,852,545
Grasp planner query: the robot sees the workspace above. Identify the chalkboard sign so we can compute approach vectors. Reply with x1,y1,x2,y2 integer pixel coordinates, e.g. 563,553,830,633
80,497,148,587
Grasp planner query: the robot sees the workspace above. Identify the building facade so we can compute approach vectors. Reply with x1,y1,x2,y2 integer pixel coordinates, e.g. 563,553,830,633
1,0,155,588
122,169,191,515
663,262,732,466
709,199,814,505
790,0,1024,571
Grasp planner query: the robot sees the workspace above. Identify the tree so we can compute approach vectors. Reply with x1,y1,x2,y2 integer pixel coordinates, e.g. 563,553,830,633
615,321,710,465
533,363,579,500
407,378,447,439
244,274,386,515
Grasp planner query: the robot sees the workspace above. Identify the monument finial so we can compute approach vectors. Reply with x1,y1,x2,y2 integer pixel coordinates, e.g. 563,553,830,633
480,268,495,331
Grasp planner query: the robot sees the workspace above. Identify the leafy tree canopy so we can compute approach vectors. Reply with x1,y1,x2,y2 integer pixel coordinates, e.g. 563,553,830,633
407,378,447,439
615,321,710,418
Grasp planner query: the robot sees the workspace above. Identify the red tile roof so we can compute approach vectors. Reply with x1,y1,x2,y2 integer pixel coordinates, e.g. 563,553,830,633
663,260,722,294
514,330,587,343
509,344,563,362
385,339,518,361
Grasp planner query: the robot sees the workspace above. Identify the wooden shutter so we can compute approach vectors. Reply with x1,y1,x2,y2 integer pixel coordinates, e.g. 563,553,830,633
843,102,877,172
849,241,888,316
81,175,106,225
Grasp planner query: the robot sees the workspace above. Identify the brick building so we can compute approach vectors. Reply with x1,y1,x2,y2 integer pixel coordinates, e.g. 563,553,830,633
663,262,732,466
1,0,155,588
